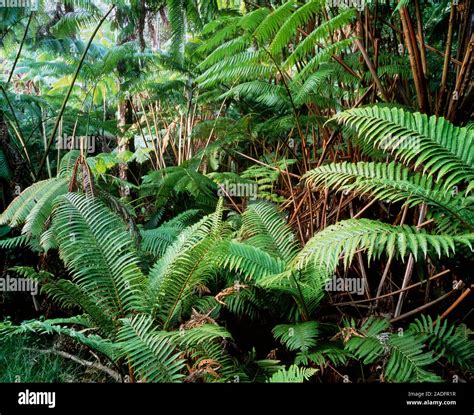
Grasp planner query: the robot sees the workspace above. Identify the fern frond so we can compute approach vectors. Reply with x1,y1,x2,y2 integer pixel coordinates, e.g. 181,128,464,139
273,321,319,352
284,8,356,68
117,315,185,382
345,317,390,364
0,179,67,229
0,319,118,361
385,333,441,382
254,1,295,44
332,106,474,190
293,68,334,105
140,209,202,256
267,365,317,382
303,161,474,230
0,235,30,249
409,315,474,370
240,201,299,262
293,219,474,272
216,240,286,281
51,193,146,317
147,202,225,328
270,1,324,55
41,279,116,335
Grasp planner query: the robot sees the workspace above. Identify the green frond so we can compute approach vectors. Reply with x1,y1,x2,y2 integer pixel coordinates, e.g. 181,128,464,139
332,106,474,190
345,318,441,382
293,219,474,272
345,317,390,364
239,7,270,31
58,150,81,177
198,57,272,89
222,286,276,320
295,38,354,81
254,1,295,44
167,0,187,63
409,315,474,370
0,179,67,229
270,1,325,55
51,193,146,317
40,279,116,336
197,17,241,53
293,68,334,106
186,340,245,382
0,235,30,249
117,315,185,383
273,321,319,352
164,324,241,382
295,344,349,366
221,81,290,112
0,319,118,361
142,165,217,210
267,364,317,383
303,161,474,231
385,333,441,382
167,324,232,348
147,203,225,327
257,267,330,316
284,8,356,68
240,201,299,262
140,209,202,256
198,35,251,70
216,240,286,281
22,178,69,238
50,11,99,37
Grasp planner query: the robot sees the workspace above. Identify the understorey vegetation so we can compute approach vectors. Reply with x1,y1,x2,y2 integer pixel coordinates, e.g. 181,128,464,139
0,0,472,383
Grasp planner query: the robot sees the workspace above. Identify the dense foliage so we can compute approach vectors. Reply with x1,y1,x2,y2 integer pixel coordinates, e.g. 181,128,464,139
0,0,472,383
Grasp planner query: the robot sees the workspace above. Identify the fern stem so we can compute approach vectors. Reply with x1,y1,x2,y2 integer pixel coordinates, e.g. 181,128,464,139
394,204,427,317
292,270,309,321
437,286,472,323
390,288,456,324
7,12,33,84
36,5,116,178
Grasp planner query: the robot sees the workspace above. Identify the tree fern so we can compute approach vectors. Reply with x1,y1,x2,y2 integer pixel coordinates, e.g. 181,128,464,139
270,0,325,55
